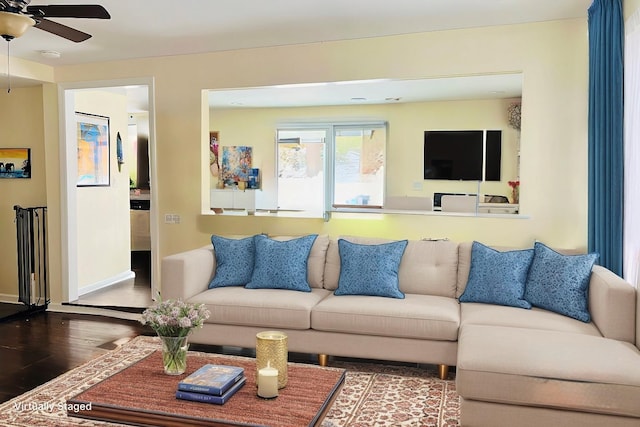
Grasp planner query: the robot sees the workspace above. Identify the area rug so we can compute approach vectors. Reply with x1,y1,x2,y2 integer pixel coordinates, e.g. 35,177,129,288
0,336,460,427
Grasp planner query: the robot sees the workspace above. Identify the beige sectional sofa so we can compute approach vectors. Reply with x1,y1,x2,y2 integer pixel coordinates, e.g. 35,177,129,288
161,235,640,426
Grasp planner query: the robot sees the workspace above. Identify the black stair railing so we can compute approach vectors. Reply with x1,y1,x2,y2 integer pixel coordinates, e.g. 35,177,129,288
14,205,49,309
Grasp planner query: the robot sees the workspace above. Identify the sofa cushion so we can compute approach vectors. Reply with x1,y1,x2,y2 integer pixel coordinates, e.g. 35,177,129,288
460,303,602,337
270,235,329,289
187,287,331,330
524,242,599,322
334,239,407,299
208,235,256,288
457,242,528,298
459,241,533,309
457,324,640,418
246,234,317,292
311,293,460,340
324,236,459,297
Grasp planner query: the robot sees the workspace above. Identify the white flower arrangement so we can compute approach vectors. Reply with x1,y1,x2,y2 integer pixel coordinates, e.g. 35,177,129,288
140,296,210,338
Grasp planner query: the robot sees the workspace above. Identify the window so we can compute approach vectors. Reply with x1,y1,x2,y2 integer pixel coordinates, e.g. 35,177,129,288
277,128,326,213
333,126,385,207
277,122,386,217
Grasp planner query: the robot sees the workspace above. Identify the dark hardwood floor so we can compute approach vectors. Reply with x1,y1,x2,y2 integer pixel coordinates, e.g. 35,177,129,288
0,309,440,405
0,311,153,403
0,311,318,404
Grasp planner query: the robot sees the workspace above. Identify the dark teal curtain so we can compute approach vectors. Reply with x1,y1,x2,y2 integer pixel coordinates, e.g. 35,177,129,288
588,0,624,275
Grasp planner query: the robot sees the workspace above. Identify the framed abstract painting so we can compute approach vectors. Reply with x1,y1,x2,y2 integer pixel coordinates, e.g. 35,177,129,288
221,146,252,185
76,112,110,187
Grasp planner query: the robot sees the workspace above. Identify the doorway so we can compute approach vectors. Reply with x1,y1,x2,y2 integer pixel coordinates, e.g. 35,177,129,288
59,79,158,310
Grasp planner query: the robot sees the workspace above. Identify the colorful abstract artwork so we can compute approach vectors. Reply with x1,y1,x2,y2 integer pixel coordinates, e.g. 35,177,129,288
209,131,220,177
0,148,31,179
76,112,110,187
221,146,252,184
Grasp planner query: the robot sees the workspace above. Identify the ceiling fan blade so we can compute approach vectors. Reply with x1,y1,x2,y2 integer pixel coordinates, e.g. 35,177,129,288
34,18,91,42
26,4,110,19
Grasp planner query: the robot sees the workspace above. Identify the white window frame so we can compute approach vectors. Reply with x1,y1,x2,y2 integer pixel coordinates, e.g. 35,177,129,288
276,121,387,219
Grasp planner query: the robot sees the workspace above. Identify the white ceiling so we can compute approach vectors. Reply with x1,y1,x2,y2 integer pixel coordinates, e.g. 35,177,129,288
208,74,524,108
1,0,591,107
6,0,591,66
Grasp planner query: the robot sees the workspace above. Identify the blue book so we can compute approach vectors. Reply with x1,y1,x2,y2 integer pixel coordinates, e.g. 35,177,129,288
178,364,245,396
175,377,246,405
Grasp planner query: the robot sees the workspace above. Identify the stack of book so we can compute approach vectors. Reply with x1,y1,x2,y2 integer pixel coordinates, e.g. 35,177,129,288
175,364,246,405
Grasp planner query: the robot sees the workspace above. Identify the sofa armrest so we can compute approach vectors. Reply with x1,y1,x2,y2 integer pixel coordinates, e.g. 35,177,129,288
160,246,215,301
589,265,636,343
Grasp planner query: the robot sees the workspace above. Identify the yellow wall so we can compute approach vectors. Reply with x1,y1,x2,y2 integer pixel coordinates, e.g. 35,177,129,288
626,0,640,19
0,56,54,86
36,18,588,300
210,98,520,203
0,87,47,299
74,90,131,290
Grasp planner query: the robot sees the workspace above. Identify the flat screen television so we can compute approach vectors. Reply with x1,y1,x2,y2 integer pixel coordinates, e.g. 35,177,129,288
423,130,501,181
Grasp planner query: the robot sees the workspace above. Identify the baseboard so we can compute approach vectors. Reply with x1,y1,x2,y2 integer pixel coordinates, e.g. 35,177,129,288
0,293,19,304
78,270,136,296
3,293,143,321
48,303,142,321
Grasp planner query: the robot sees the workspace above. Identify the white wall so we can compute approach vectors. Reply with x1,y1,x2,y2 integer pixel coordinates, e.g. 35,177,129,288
74,90,131,290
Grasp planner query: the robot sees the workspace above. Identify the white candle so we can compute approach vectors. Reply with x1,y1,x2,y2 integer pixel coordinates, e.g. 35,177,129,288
257,364,279,398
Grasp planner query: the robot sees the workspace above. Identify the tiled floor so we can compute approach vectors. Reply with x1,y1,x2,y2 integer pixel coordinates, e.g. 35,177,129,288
71,251,153,310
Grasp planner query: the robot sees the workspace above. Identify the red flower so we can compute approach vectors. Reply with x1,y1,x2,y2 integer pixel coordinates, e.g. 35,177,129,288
508,180,520,189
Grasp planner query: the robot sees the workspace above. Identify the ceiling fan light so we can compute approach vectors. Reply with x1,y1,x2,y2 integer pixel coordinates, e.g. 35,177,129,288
0,11,35,40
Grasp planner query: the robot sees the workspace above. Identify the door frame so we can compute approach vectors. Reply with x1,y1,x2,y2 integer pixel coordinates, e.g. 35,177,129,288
58,77,159,303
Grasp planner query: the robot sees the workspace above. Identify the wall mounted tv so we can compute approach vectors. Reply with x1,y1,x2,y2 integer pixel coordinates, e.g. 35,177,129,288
423,130,501,181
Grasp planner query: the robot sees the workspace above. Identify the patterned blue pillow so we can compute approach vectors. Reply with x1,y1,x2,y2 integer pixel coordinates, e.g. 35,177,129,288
334,239,408,299
459,242,533,309
245,234,318,292
524,242,599,322
209,235,256,288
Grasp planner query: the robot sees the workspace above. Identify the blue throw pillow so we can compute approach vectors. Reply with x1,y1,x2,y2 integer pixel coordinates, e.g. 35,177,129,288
245,234,318,292
459,242,533,309
524,242,599,322
209,235,256,288
334,239,408,299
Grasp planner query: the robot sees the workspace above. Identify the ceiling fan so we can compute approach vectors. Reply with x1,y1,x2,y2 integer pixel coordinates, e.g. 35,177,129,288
0,0,110,42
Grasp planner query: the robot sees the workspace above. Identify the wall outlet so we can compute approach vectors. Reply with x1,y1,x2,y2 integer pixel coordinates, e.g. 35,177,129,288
164,214,181,224
412,181,423,191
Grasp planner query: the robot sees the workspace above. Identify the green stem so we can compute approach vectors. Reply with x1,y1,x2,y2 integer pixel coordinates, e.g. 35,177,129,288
160,336,188,375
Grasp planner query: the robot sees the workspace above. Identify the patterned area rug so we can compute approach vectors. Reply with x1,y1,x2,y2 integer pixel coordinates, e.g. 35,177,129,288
0,336,459,427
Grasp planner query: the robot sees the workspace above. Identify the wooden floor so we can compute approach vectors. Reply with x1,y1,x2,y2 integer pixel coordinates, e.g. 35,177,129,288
0,303,435,405
0,311,319,404
0,311,152,403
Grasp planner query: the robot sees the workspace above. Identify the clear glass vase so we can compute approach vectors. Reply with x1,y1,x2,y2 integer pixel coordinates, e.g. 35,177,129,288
159,335,189,375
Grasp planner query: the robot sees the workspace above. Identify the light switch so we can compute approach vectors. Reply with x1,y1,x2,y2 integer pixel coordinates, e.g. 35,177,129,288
164,214,181,224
